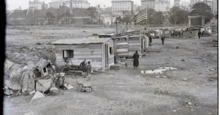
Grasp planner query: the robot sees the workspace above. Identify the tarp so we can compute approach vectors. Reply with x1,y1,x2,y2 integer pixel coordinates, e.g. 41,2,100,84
4,58,51,91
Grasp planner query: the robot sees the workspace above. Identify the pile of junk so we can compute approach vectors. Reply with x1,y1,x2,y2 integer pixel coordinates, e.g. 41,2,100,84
4,57,74,101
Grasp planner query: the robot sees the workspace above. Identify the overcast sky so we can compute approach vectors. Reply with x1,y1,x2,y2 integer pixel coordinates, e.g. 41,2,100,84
6,0,190,11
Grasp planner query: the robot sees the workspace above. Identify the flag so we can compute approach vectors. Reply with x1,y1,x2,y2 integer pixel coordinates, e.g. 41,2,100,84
135,8,147,24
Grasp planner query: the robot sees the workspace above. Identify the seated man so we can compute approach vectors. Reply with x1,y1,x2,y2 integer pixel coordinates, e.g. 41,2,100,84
80,59,87,73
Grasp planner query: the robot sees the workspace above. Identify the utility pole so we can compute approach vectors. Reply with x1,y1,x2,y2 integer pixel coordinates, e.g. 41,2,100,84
145,7,147,28
116,17,118,34
70,0,73,15
116,21,118,34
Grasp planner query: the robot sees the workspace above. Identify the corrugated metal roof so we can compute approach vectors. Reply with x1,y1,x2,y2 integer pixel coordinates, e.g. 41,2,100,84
52,38,112,45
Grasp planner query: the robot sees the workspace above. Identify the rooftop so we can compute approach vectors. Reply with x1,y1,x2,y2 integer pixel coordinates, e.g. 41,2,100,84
52,38,112,45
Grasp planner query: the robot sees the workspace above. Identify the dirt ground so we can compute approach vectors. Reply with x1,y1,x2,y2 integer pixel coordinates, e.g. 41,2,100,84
4,26,218,115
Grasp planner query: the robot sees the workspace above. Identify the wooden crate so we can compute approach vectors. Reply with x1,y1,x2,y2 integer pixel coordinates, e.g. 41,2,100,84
36,79,52,92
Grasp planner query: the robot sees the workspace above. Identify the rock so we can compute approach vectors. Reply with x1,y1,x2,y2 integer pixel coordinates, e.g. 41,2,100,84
176,46,179,49
23,112,34,115
173,110,176,112
182,78,188,81
181,59,185,61
163,76,167,78
188,102,192,106
209,69,214,71
156,76,160,78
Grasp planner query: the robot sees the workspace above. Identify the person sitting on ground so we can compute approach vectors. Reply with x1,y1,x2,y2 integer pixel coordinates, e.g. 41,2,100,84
80,59,87,74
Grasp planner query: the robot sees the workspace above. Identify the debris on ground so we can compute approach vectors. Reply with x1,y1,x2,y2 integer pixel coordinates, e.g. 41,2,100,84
142,67,177,75
30,91,45,103
182,78,188,81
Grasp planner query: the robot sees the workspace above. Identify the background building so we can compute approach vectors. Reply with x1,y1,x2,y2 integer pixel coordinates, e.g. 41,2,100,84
174,0,180,7
49,0,90,9
154,0,170,12
111,0,134,16
29,0,43,10
141,0,155,10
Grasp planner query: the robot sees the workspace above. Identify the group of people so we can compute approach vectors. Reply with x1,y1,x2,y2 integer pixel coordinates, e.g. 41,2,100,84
80,59,92,80
147,33,166,46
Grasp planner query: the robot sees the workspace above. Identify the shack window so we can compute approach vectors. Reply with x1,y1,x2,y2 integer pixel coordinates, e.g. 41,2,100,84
109,47,113,55
63,50,74,58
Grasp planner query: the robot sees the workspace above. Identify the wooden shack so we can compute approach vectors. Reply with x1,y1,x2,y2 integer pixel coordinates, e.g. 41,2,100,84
51,38,114,71
113,30,149,58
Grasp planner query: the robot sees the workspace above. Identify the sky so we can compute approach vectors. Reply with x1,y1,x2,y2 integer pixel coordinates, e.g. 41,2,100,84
6,0,190,11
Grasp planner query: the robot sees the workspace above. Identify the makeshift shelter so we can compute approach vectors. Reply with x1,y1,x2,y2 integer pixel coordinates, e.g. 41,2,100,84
182,29,199,38
113,30,149,57
4,58,54,93
4,58,36,91
51,38,114,71
7,10,27,25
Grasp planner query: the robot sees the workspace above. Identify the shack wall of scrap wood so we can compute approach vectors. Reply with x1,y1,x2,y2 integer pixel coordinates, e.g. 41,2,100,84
52,38,114,70
114,34,149,57
183,30,199,38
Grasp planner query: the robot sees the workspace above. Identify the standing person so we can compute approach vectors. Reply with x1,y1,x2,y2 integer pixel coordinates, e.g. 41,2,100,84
86,61,92,81
148,34,152,46
80,59,87,77
161,30,165,45
198,30,201,39
133,50,139,69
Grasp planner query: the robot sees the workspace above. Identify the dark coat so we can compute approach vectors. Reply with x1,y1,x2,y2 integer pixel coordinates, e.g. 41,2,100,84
133,53,139,67
80,61,87,72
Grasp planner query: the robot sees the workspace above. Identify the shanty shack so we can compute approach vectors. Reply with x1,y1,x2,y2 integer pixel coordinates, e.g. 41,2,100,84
51,38,114,71
113,31,149,57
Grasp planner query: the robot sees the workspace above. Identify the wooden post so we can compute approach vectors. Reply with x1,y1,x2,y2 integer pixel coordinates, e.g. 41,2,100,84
188,17,191,27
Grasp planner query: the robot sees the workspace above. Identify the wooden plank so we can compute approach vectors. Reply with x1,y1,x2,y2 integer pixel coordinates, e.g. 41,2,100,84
55,48,102,52
129,48,140,51
129,43,140,46
118,53,129,57
117,43,128,45
89,44,102,49
74,51,102,55
117,45,129,49
116,49,129,52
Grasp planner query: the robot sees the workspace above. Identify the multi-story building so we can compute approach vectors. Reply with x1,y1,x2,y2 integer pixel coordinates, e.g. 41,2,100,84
141,0,155,10
29,0,43,10
111,0,134,16
49,0,90,9
212,0,217,14
180,1,191,11
174,0,180,7
154,0,170,12
190,0,217,13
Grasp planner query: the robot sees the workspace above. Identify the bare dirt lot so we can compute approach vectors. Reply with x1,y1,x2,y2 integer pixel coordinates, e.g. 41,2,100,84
4,26,217,115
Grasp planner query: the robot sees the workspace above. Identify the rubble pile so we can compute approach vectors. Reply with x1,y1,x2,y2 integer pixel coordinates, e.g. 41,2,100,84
4,57,74,102
6,45,56,64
